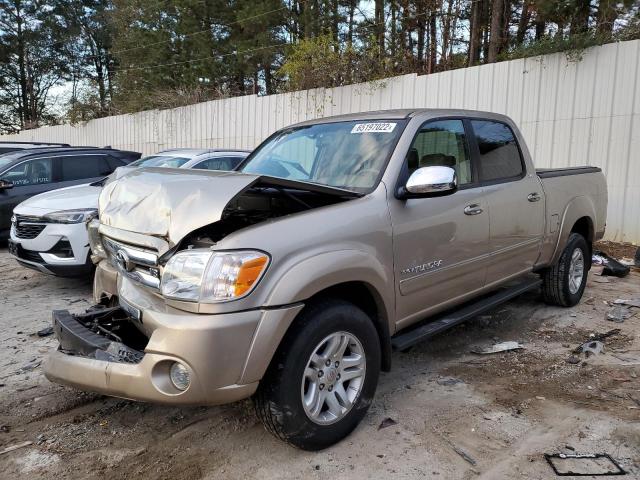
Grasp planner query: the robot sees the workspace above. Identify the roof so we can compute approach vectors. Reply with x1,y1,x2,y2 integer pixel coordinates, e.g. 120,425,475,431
290,108,512,127
0,141,70,147
158,148,251,157
0,146,139,172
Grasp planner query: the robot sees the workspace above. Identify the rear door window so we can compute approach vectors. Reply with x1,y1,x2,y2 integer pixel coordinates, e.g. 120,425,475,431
60,155,111,181
194,156,244,171
470,120,524,182
2,158,53,186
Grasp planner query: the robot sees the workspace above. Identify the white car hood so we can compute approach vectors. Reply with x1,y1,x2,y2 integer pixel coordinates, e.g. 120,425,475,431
14,183,101,214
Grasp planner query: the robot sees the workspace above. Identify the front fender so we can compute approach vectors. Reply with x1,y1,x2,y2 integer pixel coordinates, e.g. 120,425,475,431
265,249,394,324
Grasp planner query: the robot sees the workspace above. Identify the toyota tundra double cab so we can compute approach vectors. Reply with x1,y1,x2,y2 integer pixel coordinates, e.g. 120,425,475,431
44,109,607,450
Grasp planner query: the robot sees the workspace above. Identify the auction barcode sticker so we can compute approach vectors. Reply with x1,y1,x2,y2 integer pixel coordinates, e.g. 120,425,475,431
351,122,397,134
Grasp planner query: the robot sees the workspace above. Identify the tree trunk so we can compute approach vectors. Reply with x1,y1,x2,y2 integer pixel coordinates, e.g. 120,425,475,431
570,0,590,35
516,1,531,44
488,0,504,63
428,10,437,73
468,0,482,65
416,1,426,71
375,0,385,57
596,0,617,36
347,0,355,47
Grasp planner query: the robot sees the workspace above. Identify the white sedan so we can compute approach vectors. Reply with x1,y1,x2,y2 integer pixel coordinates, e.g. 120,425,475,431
9,149,249,276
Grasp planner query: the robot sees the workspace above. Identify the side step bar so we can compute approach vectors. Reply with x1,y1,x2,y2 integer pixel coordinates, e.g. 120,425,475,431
391,277,542,351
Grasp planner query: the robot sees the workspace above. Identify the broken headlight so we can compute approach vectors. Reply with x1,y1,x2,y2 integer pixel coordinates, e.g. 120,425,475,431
160,249,269,303
87,219,106,259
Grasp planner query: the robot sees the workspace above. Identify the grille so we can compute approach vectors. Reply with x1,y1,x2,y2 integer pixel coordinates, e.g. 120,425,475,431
102,236,160,289
14,215,46,239
16,244,43,263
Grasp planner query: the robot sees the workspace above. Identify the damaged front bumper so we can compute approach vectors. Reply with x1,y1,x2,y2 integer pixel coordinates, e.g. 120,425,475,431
44,301,303,405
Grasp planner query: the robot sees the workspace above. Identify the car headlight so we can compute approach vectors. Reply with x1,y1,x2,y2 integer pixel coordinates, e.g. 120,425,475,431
43,209,98,224
160,249,269,303
87,219,106,259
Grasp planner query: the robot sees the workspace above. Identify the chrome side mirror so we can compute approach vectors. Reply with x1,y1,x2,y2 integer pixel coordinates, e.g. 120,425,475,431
399,166,457,198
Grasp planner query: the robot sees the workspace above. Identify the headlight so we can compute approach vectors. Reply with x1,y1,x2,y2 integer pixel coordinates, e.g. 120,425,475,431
43,209,98,224
87,219,106,258
160,249,269,303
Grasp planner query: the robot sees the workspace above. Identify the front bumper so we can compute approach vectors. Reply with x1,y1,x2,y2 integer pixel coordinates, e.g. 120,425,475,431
9,221,92,276
45,301,303,405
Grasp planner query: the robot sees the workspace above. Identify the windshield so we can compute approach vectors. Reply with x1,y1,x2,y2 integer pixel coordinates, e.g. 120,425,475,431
129,155,192,168
0,152,26,172
240,120,405,192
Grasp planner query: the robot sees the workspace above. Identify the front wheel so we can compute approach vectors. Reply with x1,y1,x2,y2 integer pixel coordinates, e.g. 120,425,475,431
254,299,381,450
541,233,589,307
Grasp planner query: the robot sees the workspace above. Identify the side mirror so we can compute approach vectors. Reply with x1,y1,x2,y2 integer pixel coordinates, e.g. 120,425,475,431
397,166,457,199
0,179,14,191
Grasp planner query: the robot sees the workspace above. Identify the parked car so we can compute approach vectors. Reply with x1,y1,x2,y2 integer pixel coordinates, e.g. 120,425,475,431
44,110,607,450
0,141,71,155
0,146,140,241
8,149,248,276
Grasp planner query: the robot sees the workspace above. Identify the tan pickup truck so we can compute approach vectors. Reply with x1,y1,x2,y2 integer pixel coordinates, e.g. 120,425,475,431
45,110,607,450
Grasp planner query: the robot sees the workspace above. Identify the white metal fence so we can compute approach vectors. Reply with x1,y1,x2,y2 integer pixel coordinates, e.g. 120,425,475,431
3,40,640,243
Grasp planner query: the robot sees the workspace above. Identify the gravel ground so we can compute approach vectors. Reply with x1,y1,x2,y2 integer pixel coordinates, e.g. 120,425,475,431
0,247,639,479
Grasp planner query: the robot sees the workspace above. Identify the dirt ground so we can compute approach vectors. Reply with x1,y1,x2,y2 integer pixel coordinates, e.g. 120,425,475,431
1,247,639,479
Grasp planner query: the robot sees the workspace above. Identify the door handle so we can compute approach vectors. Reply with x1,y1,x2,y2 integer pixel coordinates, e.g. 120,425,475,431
464,204,483,215
527,192,541,202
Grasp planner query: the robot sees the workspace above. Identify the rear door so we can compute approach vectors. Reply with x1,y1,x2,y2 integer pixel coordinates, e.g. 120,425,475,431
388,118,490,328
469,119,544,285
54,154,114,189
0,157,55,234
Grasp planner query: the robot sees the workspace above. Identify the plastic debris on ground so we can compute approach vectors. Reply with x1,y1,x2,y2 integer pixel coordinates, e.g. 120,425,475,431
544,453,626,476
580,340,604,357
591,251,630,277
613,298,640,308
378,418,397,430
472,341,523,354
606,305,635,323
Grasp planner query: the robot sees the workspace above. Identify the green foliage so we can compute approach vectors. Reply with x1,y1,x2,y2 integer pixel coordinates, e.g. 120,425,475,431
278,35,392,91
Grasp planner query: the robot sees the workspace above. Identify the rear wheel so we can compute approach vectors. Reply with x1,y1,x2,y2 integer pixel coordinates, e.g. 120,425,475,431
254,299,381,450
541,233,589,307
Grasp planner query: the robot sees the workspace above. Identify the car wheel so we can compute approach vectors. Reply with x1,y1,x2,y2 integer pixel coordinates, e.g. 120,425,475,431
254,298,381,450
541,233,589,307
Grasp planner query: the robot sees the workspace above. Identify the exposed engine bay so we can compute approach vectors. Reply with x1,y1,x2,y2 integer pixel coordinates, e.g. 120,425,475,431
181,178,359,247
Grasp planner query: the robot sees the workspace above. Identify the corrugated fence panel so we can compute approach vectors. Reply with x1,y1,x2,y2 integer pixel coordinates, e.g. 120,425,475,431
3,40,640,243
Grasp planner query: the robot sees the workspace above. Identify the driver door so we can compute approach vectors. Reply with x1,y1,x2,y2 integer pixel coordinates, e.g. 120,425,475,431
387,119,491,329
0,157,55,236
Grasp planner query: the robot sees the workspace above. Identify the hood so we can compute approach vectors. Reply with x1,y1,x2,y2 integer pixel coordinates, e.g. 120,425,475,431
99,168,260,244
17,183,100,213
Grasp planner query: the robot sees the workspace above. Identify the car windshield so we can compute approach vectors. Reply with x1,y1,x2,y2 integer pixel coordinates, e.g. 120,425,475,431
240,120,405,192
130,155,191,168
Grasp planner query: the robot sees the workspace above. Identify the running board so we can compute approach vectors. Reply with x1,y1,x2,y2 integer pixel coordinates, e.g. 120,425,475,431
391,277,542,351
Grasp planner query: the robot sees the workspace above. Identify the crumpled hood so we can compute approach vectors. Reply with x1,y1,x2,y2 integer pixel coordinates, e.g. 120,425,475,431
17,183,100,213
99,168,259,245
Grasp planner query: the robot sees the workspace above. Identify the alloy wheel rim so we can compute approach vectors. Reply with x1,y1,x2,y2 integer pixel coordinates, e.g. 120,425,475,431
301,331,366,425
568,248,585,294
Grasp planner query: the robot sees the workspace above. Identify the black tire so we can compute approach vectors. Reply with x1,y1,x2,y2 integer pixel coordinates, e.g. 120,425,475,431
541,233,590,307
254,298,381,451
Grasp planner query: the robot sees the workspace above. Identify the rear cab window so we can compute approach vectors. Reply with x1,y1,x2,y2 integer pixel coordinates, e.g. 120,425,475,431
470,120,524,183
